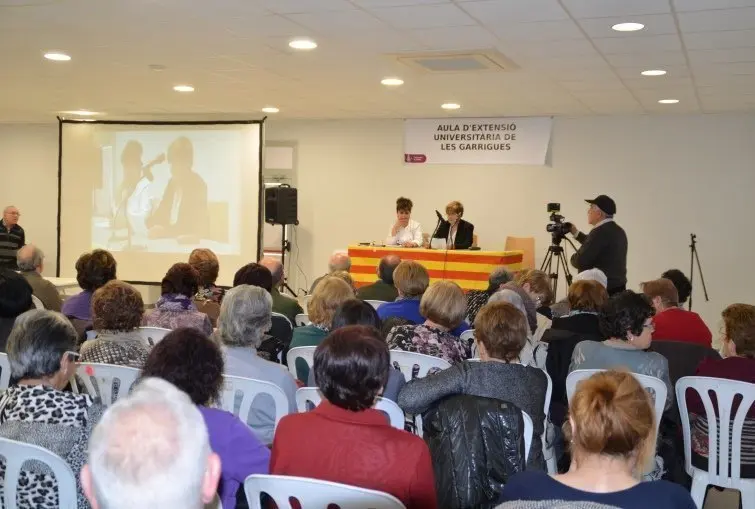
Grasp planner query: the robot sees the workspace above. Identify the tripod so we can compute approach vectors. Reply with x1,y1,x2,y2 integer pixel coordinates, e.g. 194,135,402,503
688,233,709,311
540,235,575,298
278,223,297,296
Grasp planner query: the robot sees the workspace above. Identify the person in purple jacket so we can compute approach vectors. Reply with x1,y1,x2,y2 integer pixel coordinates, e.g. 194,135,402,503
141,327,270,509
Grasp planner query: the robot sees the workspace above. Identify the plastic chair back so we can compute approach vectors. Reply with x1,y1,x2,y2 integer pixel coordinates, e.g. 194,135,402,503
138,326,172,346
504,236,535,270
521,411,533,463
294,314,311,327
389,350,451,381
286,346,316,379
364,300,388,310
244,474,406,509
0,437,77,509
30,295,45,310
220,374,289,430
0,353,11,391
74,362,141,406
295,387,405,430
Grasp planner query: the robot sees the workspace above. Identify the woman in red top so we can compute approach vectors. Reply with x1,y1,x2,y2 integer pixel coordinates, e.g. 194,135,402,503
641,278,712,347
270,325,437,509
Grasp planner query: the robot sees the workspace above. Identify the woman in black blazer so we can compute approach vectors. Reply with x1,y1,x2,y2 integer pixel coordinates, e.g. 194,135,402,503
434,201,474,250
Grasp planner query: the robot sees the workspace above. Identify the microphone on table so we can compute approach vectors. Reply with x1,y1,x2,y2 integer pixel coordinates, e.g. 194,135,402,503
435,210,443,221
429,210,445,250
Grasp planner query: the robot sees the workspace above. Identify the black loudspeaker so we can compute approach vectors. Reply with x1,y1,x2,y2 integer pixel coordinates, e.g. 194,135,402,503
265,186,299,225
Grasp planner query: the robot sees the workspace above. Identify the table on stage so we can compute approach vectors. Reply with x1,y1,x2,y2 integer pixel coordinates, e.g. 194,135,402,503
347,245,524,291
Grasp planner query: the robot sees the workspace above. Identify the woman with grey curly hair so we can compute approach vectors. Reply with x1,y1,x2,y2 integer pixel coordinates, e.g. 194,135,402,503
213,285,297,445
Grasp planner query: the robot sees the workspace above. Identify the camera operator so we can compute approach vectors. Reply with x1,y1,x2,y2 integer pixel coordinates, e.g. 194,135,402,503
569,195,627,296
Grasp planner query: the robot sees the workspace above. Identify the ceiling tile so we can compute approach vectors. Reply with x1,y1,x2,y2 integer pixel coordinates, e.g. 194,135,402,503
688,47,755,64
284,10,389,32
678,7,755,32
259,0,356,14
368,3,477,29
578,14,678,38
614,65,692,79
682,29,755,50
491,20,584,41
561,0,671,18
410,25,499,50
457,0,569,24
605,51,688,67
593,34,683,54
352,0,450,5
690,61,755,74
672,0,755,12
623,76,695,90
509,39,598,58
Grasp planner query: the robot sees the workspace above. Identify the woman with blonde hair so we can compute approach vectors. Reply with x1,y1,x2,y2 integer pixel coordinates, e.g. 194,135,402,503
432,200,474,250
500,370,695,508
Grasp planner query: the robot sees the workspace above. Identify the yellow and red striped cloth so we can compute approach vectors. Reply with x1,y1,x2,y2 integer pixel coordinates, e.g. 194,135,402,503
348,245,524,291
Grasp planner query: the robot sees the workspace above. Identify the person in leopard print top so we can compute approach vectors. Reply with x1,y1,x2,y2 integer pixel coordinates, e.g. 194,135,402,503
0,310,105,509
79,280,151,368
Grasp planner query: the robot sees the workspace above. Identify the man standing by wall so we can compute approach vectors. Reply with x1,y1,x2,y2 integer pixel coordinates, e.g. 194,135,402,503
0,206,24,270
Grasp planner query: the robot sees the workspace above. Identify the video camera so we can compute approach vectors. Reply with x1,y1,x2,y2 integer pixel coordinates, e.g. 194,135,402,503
545,203,573,244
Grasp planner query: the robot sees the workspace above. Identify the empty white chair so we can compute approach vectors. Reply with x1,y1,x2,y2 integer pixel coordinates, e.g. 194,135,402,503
295,387,405,430
566,369,667,436
219,374,290,431
522,410,533,464
676,376,755,509
389,350,451,381
294,313,311,327
286,346,316,379
30,295,45,310
0,437,77,509
0,352,11,391
244,474,406,509
364,300,388,310
138,326,172,346
73,362,141,406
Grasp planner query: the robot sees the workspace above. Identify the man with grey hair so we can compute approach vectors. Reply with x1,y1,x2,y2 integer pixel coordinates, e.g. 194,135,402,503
81,377,221,509
212,284,297,444
259,256,303,324
356,254,400,302
465,266,513,323
17,244,62,311
309,250,351,294
0,205,24,270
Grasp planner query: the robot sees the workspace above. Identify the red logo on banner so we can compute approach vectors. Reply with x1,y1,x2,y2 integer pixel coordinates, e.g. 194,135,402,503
404,154,427,163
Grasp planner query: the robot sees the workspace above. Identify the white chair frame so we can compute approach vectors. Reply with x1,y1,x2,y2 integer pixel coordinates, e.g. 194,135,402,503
73,362,141,406
137,326,172,346
219,374,290,431
364,300,388,310
676,376,755,509
30,295,45,309
286,346,316,380
270,312,294,330
0,352,11,391
294,313,311,327
244,474,406,509
522,410,533,465
295,387,405,430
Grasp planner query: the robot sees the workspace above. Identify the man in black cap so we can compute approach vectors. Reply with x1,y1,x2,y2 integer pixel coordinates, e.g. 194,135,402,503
569,195,627,295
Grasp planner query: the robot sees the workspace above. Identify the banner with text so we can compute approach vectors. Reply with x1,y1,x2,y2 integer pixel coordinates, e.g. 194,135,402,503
404,116,552,165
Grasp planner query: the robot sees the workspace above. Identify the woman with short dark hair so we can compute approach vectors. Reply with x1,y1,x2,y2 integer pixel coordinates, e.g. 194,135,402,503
80,280,150,368
386,197,422,247
233,262,273,291
271,326,437,509
141,328,270,509
142,263,212,335
62,249,117,321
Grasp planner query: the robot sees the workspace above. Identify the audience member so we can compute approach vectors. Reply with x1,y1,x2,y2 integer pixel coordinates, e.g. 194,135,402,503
551,280,607,338
140,330,270,509
550,268,608,318
259,256,303,324
188,248,224,324
0,269,32,351
501,269,553,334
570,290,672,411
16,244,62,311
81,377,221,509
233,262,273,291
308,299,406,403
330,269,356,292
642,278,712,347
378,260,469,336
356,254,400,302
661,268,692,306
499,370,695,508
489,288,547,369
310,251,351,293
289,276,353,382
686,303,755,477
62,249,117,321
212,285,298,443
143,263,212,335
399,301,547,470
465,266,513,323
271,326,437,509
80,280,150,367
386,280,470,364
0,310,105,508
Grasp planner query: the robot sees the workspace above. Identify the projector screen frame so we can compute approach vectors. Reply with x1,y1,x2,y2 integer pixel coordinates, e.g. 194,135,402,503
55,117,267,286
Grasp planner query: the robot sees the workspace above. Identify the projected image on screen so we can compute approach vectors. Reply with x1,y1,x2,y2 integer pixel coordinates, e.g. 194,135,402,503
93,130,242,255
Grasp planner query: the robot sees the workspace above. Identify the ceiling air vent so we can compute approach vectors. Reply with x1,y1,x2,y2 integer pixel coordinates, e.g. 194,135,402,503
394,50,517,74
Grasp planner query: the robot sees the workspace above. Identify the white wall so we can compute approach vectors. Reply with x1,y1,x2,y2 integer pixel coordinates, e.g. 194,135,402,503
3,115,754,329
266,114,755,332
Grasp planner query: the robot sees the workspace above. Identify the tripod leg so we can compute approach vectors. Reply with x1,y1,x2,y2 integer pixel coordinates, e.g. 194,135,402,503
693,246,709,301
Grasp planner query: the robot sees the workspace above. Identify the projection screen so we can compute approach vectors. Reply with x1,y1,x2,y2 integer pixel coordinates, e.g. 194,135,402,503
59,121,262,285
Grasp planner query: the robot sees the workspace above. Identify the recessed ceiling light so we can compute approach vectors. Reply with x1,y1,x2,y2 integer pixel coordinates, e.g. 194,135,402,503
641,69,667,76
612,22,645,32
61,110,101,116
441,103,461,110
381,77,404,86
44,52,71,61
658,99,679,104
289,38,317,50
173,85,194,92
262,107,280,113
